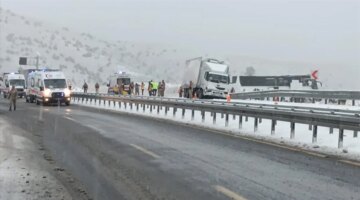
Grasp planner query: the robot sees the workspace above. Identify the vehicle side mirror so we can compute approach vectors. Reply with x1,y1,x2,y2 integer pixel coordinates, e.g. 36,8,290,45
231,76,237,84
40,86,44,91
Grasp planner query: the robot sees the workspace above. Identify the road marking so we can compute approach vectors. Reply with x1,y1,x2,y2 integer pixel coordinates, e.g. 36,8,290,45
214,185,247,200
338,160,360,167
64,116,76,122
130,144,160,159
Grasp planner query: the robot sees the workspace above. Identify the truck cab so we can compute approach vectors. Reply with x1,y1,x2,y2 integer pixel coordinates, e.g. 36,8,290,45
183,58,231,99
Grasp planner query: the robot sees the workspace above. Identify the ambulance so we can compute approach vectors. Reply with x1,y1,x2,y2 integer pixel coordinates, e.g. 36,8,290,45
26,69,71,105
0,72,26,98
107,72,131,95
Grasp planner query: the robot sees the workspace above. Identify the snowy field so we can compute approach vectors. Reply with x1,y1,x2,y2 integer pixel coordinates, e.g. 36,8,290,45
72,97,360,161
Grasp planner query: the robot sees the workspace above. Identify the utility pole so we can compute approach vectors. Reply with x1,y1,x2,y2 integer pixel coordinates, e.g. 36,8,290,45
35,54,39,69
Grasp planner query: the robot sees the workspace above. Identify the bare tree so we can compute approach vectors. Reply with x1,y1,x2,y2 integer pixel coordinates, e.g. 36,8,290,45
244,66,256,76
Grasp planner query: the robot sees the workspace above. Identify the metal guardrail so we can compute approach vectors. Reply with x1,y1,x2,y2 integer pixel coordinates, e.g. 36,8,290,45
71,93,360,149
230,90,360,104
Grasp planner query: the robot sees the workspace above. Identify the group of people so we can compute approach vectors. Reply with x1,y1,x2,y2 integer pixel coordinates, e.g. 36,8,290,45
82,82,100,93
82,80,166,97
148,80,166,97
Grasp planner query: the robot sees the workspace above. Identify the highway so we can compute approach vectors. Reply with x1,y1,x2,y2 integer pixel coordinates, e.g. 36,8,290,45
1,99,360,200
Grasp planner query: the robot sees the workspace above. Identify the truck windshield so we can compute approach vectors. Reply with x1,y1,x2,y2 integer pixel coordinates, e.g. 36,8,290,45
44,79,67,89
117,78,131,85
9,79,25,87
206,73,229,84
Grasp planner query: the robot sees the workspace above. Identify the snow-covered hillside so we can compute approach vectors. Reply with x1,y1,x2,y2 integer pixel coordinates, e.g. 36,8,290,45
1,7,358,90
0,8,195,88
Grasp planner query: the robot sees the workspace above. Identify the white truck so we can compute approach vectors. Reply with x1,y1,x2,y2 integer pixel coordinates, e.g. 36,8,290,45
26,69,71,105
0,72,26,98
182,57,231,99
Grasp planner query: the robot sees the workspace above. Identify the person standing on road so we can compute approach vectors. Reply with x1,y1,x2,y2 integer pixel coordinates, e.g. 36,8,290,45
135,83,140,96
95,82,100,93
157,81,162,97
8,85,17,111
148,81,152,96
178,85,183,98
141,82,145,96
82,82,88,93
160,80,166,97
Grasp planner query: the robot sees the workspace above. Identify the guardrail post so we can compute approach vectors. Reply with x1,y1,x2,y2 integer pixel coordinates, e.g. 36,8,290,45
225,113,229,127
329,127,333,134
82,97,84,103
191,109,195,120
290,122,295,139
150,104,152,113
259,118,262,124
221,113,224,119
239,115,243,129
113,101,115,107
312,125,318,143
325,99,328,104
309,124,312,131
136,103,139,111
157,105,160,114
182,108,185,119
233,114,236,120
213,112,217,124
108,100,110,107
354,131,358,138
352,100,355,106
201,111,205,122
254,117,258,132
143,104,146,112
271,120,276,135
124,102,127,109
130,103,133,110
165,107,168,115
312,98,315,103
245,116,248,122
173,108,177,116
338,129,344,148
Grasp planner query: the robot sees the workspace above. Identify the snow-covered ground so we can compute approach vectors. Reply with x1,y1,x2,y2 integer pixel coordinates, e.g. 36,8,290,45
72,97,360,161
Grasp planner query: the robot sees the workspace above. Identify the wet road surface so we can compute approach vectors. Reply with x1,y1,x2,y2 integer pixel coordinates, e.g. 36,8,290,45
1,99,359,200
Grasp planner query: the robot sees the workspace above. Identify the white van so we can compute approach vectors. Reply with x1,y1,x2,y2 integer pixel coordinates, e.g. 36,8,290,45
0,72,26,98
26,69,71,105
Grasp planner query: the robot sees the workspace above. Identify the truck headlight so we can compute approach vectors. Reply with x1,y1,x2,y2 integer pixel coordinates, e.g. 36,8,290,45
64,88,71,97
44,89,51,97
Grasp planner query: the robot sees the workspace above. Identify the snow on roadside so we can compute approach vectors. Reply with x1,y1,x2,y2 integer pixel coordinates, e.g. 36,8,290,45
72,98,360,161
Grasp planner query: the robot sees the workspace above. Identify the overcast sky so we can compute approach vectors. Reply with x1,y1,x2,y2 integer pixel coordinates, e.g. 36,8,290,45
1,0,360,66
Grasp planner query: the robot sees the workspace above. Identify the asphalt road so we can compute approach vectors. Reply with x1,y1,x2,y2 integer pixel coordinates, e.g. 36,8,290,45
1,99,359,200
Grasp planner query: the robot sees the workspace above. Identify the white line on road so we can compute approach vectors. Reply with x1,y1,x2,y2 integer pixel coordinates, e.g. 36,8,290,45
130,144,160,159
214,185,247,200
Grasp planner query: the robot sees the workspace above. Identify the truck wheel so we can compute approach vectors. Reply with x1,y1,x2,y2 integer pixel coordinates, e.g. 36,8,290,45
197,89,204,99
65,102,70,106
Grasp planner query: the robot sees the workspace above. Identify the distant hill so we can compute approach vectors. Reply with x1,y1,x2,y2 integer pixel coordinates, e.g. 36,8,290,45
0,7,358,90
0,7,194,88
